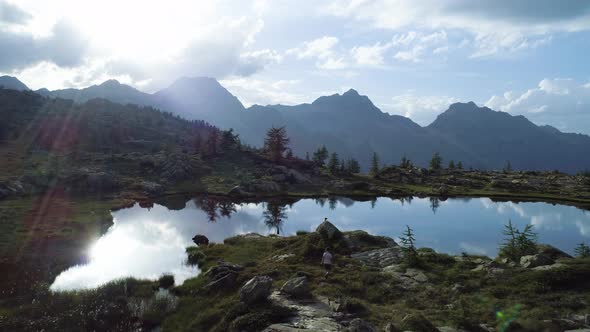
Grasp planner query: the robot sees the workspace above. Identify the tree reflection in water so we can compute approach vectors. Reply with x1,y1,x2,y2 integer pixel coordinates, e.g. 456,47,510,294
193,196,238,222
263,201,288,235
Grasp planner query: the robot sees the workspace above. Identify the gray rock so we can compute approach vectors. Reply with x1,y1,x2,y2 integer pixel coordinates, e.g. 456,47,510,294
532,263,566,271
240,276,273,304
351,247,403,268
271,254,296,262
520,254,554,268
400,314,438,332
316,220,342,240
345,318,375,332
280,276,309,298
203,262,243,291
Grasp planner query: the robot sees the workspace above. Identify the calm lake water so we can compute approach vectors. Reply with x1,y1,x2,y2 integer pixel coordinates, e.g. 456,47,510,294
50,196,590,291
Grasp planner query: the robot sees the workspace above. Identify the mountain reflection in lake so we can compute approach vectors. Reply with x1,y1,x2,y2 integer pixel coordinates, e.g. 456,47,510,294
51,196,590,291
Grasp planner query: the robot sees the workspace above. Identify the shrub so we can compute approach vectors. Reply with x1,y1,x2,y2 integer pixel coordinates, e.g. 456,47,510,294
186,247,207,266
158,274,175,289
574,243,590,258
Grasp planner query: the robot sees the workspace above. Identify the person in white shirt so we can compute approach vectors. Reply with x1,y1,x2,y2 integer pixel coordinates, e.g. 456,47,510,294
321,247,333,279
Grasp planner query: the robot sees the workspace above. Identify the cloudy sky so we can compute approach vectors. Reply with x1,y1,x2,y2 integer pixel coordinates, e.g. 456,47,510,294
2,0,590,133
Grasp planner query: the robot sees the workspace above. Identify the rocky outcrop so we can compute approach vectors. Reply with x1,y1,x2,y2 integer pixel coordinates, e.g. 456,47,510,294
264,291,343,331
520,254,554,268
240,276,273,304
382,266,429,290
343,230,397,252
203,262,243,291
280,277,309,298
316,220,342,240
351,247,403,268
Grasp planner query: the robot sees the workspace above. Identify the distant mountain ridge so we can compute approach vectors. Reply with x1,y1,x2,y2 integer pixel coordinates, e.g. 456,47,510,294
3,75,590,173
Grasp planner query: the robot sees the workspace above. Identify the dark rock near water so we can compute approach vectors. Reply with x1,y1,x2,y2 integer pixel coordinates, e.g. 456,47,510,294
192,234,209,246
280,276,309,298
240,276,273,304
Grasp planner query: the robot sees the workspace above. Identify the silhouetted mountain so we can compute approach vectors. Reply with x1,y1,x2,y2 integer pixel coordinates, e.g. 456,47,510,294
48,79,152,105
0,76,29,91
20,76,590,172
427,102,590,173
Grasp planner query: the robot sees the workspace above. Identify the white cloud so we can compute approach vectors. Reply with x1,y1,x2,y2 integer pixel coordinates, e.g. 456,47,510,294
288,36,339,59
384,91,458,124
390,30,448,62
485,78,590,134
324,0,590,57
350,42,390,66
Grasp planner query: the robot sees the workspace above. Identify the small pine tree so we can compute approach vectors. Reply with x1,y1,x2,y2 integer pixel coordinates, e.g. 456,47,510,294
400,225,419,267
327,152,339,174
499,220,538,262
305,152,310,161
429,152,442,170
346,158,361,173
285,148,294,159
457,161,463,170
370,152,379,177
312,146,329,166
575,243,590,258
448,160,455,169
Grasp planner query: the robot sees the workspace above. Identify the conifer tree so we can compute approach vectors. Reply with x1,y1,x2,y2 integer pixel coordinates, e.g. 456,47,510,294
575,243,590,258
457,161,463,170
448,160,455,169
370,152,379,177
400,225,419,267
264,126,290,162
312,145,329,166
429,152,442,170
328,152,339,174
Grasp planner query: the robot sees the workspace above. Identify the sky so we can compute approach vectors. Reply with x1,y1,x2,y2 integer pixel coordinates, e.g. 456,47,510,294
1,0,590,134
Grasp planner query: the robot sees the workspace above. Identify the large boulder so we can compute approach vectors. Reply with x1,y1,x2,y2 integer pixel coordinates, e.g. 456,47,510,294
343,230,397,251
346,318,375,332
239,276,273,304
192,234,209,246
280,276,309,298
520,254,554,268
203,262,243,291
316,220,342,240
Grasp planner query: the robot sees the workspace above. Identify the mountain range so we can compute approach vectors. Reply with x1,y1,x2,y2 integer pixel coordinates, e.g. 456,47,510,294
2,75,590,173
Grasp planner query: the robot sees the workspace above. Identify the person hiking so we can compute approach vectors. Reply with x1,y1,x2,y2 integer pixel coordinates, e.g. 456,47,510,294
321,247,333,279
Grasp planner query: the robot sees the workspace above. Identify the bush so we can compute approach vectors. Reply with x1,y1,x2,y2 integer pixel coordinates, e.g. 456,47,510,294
186,247,207,266
158,274,175,289
295,230,309,236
